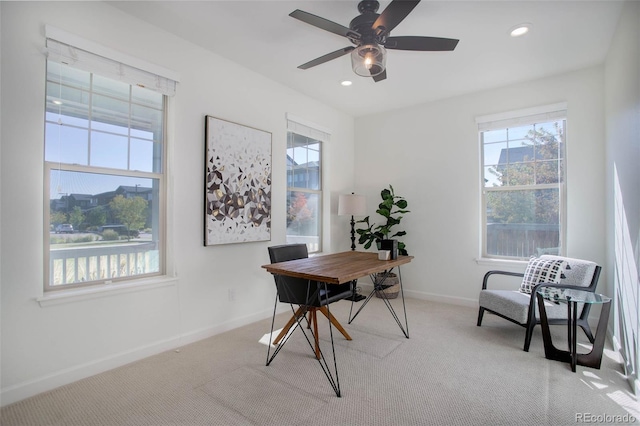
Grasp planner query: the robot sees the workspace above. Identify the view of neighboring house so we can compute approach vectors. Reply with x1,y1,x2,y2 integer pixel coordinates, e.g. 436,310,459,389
51,185,153,231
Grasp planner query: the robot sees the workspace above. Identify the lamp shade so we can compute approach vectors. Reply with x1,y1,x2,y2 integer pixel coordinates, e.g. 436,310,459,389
338,194,366,216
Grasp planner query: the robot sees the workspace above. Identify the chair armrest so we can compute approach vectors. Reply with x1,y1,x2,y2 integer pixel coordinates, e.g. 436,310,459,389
482,270,524,290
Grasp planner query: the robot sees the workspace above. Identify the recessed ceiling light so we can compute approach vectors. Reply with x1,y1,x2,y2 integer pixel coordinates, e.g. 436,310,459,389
52,100,63,105
509,23,532,37
340,80,353,87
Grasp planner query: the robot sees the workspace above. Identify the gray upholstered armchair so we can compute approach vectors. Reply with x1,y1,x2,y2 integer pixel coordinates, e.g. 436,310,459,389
477,255,602,351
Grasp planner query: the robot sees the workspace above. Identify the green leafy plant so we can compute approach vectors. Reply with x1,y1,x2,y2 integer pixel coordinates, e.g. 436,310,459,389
356,185,410,255
101,229,120,241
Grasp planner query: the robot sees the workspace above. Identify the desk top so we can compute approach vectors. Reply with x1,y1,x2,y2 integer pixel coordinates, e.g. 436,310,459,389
262,251,414,284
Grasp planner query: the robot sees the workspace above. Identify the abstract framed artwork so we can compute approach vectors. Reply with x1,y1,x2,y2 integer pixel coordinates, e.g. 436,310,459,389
204,116,271,246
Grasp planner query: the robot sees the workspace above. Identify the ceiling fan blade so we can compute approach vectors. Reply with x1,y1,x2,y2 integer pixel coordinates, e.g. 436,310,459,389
385,36,459,51
290,10,360,40
372,69,387,83
372,0,421,35
298,46,355,70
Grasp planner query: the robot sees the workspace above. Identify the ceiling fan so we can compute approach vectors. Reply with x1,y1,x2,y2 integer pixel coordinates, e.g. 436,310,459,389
289,0,459,82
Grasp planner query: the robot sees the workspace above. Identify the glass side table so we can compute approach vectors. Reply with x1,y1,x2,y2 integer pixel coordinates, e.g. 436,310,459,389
535,286,611,372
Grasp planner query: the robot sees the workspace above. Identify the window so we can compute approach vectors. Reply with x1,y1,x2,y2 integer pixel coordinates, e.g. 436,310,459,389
44,35,176,291
478,105,566,260
285,115,329,253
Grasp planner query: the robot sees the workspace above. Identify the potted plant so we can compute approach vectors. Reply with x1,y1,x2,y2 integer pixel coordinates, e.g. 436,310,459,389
356,184,409,256
356,185,409,299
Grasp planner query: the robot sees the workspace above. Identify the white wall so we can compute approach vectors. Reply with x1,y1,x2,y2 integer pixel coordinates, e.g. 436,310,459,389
0,1,355,405
354,67,607,304
604,0,640,396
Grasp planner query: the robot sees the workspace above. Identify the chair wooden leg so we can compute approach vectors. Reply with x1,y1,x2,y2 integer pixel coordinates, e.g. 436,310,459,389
273,307,305,345
318,306,352,341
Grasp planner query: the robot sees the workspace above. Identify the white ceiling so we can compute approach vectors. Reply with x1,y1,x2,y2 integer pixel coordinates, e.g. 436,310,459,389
109,1,624,117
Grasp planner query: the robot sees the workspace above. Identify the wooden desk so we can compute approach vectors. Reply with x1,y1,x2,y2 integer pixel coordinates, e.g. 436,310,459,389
262,251,413,397
263,250,413,283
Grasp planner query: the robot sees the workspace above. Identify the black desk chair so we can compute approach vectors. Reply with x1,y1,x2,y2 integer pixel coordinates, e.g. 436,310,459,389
267,244,353,359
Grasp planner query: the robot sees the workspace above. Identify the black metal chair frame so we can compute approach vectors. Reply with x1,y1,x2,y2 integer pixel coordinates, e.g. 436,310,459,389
265,244,353,397
266,275,344,396
477,266,602,351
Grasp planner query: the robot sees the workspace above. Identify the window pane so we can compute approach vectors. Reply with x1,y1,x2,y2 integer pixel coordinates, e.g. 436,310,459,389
286,191,320,253
286,134,321,191
93,74,130,101
49,169,160,287
132,104,163,138
535,160,561,184
483,165,502,187
130,127,154,141
90,131,128,169
45,123,89,165
485,188,560,258
46,111,89,129
48,62,91,91
507,125,532,140
483,141,507,165
534,121,561,140
132,85,163,109
483,129,507,143
505,163,534,186
47,82,90,115
130,138,162,173
92,94,130,132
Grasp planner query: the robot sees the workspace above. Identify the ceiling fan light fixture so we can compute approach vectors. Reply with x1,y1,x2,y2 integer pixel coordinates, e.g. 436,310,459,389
351,44,386,77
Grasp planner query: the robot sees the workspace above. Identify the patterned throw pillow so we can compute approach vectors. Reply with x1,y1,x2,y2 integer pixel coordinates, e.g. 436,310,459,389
519,257,567,294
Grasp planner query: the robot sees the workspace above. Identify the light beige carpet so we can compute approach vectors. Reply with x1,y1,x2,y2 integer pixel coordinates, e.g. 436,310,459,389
2,297,638,425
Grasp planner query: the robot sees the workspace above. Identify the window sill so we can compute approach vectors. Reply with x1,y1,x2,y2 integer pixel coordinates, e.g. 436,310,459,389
475,258,527,269
37,275,178,307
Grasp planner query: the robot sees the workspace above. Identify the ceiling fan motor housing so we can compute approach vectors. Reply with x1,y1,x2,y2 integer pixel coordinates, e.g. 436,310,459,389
350,1,386,45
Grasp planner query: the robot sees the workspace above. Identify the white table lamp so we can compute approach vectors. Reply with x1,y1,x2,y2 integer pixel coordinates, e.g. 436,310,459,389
338,193,366,251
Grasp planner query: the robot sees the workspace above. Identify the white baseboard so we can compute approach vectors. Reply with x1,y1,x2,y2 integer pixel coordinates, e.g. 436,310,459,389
0,307,279,407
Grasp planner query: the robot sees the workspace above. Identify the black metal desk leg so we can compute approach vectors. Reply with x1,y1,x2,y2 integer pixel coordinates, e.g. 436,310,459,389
348,267,409,338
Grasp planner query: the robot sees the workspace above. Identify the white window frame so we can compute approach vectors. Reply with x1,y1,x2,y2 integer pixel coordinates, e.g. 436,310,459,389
43,28,178,292
285,114,330,254
477,103,567,261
